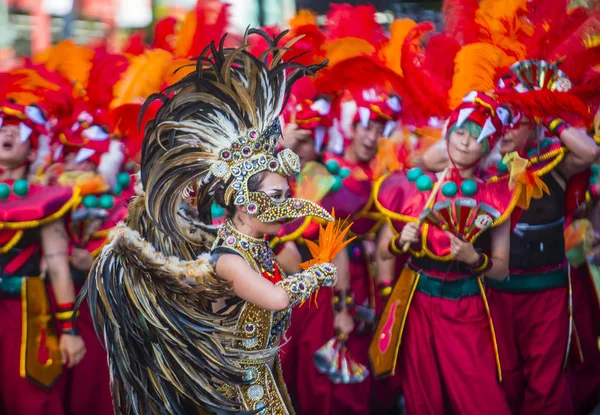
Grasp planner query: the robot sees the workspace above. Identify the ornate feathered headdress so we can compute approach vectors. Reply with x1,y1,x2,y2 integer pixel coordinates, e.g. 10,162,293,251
139,29,331,241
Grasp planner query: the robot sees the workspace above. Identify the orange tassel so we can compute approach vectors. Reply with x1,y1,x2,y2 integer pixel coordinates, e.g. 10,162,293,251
300,209,356,270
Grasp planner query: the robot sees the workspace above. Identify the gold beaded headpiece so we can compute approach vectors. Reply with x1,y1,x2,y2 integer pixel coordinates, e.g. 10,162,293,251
139,29,330,239
210,121,301,207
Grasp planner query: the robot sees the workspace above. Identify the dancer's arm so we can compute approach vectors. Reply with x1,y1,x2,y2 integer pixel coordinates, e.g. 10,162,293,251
41,220,86,368
553,122,600,178
217,254,335,310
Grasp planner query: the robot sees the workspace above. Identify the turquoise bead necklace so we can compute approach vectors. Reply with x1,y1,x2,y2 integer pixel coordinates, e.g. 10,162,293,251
407,167,478,197
0,179,29,200
325,159,351,192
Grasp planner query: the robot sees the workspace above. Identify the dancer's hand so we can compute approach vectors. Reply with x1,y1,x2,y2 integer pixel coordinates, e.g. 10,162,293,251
71,248,95,272
281,123,311,149
334,309,355,339
400,223,420,245
447,233,479,265
60,334,86,368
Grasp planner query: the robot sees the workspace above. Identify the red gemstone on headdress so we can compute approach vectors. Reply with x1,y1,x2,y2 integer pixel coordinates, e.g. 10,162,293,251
294,201,303,208
249,131,258,139
232,143,239,149
242,146,251,155
222,151,231,159
269,161,278,169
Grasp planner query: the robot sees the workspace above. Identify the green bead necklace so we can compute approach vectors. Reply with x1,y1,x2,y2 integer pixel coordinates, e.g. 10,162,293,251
0,179,29,200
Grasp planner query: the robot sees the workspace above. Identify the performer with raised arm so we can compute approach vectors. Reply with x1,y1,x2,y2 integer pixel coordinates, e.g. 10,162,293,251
83,31,344,414
421,61,600,414
485,62,599,415
370,92,519,414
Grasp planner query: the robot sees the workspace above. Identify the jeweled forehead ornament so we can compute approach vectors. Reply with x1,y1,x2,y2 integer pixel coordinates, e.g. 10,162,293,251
209,119,302,208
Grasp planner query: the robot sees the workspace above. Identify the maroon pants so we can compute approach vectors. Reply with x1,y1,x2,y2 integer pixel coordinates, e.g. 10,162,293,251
568,265,600,413
489,287,574,415
281,287,335,415
282,259,400,415
399,292,510,415
0,297,66,415
66,292,113,415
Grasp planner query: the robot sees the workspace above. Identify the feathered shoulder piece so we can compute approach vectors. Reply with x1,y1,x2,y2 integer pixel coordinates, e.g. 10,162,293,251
139,29,326,241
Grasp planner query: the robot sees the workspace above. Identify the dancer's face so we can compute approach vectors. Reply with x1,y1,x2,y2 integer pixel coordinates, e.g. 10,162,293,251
62,152,97,173
352,121,384,162
446,125,484,169
0,124,35,169
499,117,535,155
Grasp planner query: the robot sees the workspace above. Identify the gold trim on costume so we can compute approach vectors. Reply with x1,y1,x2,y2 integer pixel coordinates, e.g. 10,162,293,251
20,277,63,389
91,229,111,239
488,146,567,183
369,266,420,378
0,188,81,230
0,230,24,253
372,174,419,224
477,278,502,381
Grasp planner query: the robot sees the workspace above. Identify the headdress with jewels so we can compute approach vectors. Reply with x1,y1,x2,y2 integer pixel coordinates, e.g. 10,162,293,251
139,29,332,240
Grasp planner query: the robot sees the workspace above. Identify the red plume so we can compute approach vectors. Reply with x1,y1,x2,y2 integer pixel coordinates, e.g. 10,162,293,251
19,60,76,119
401,23,450,123
442,0,481,45
186,1,230,58
0,71,34,103
111,102,160,163
152,16,178,52
123,32,147,56
496,89,591,125
522,0,570,58
546,12,600,84
87,51,130,110
423,34,461,92
286,24,327,66
314,55,403,99
325,4,386,47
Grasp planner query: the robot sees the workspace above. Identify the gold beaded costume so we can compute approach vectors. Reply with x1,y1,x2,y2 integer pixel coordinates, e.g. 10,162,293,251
82,30,336,415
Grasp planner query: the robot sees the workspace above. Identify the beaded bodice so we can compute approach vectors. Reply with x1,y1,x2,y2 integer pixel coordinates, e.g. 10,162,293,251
211,221,295,413
211,221,292,350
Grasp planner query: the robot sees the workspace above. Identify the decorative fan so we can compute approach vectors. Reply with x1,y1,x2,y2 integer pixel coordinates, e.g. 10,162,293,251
419,198,501,242
313,336,369,384
508,60,572,92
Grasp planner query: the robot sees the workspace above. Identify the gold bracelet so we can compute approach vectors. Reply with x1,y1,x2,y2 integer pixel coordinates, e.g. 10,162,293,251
470,254,490,274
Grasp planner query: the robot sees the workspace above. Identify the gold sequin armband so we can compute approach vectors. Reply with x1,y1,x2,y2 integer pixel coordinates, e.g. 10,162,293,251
277,263,336,307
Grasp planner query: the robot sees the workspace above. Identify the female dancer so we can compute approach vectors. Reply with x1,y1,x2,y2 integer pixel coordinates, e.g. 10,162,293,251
370,92,519,414
83,31,338,414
